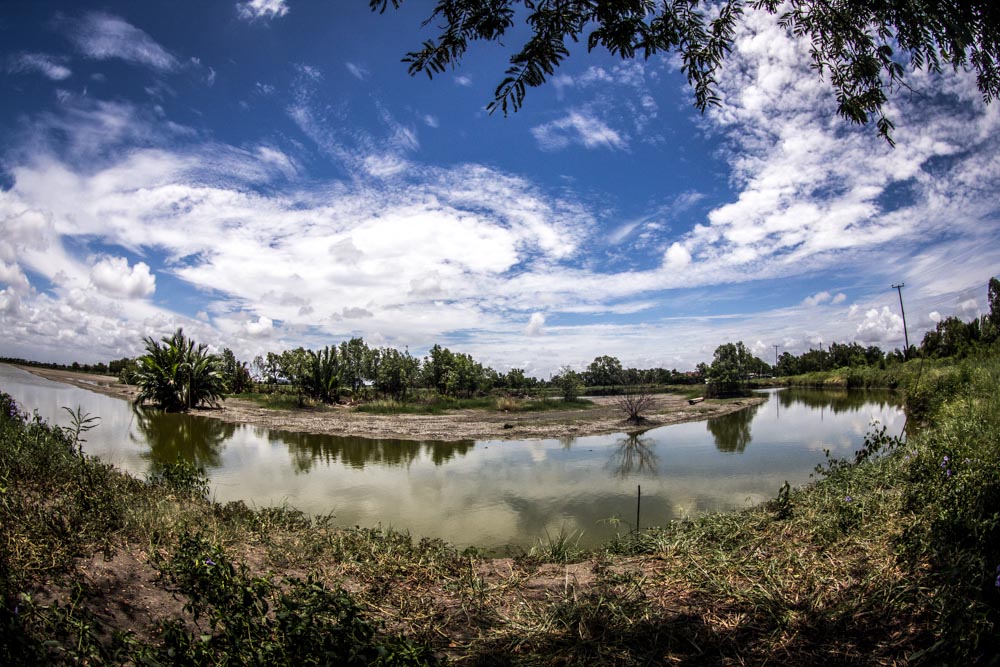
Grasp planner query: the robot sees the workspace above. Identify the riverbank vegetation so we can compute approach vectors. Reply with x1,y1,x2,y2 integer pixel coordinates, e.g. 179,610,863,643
3,342,999,664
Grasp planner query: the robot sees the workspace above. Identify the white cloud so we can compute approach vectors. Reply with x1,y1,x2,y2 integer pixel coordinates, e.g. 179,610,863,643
454,75,472,87
69,12,178,71
855,307,903,343
525,312,545,336
8,53,72,80
2,25,998,374
957,298,980,318
345,62,368,80
236,0,289,21
89,256,156,299
254,146,299,180
802,291,831,306
664,243,691,270
244,316,274,337
0,261,31,293
531,111,626,151
0,289,21,316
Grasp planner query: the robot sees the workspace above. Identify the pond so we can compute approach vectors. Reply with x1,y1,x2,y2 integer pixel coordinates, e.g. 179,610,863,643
1,364,904,551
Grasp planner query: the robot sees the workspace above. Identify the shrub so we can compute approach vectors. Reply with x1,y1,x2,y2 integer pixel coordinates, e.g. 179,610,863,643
134,328,225,411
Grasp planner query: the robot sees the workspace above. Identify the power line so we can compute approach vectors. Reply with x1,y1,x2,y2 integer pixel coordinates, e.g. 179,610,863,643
892,283,910,358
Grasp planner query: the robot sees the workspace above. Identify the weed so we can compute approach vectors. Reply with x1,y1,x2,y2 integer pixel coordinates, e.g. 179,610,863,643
60,406,100,453
149,456,210,499
528,527,583,564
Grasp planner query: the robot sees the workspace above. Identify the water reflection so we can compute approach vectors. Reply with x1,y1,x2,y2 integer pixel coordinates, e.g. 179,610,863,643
706,402,761,452
775,387,898,413
132,406,235,472
273,429,476,472
608,432,658,477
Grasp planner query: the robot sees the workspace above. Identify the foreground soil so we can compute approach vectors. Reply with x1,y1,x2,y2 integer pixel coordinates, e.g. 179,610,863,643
22,365,765,441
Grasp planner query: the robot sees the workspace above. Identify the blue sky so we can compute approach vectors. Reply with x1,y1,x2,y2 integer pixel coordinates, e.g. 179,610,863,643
1,0,998,376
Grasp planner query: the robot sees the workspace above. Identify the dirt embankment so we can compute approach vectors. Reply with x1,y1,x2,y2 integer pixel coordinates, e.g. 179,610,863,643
21,365,765,442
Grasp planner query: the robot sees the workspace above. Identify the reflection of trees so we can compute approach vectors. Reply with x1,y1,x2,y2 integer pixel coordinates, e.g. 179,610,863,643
706,403,760,453
776,388,899,413
273,430,476,473
608,432,658,477
132,406,234,472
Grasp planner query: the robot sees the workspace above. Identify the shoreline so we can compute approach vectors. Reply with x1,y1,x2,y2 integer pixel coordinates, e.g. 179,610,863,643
17,364,767,442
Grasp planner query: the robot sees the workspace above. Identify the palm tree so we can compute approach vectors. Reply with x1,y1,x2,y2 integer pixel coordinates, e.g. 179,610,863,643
134,329,224,411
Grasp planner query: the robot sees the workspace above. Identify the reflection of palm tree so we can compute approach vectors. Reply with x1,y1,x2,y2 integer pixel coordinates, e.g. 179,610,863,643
132,405,234,472
273,430,475,473
609,432,658,477
706,403,760,453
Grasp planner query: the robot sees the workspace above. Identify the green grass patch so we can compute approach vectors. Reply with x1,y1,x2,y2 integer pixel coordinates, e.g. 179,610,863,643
231,392,307,411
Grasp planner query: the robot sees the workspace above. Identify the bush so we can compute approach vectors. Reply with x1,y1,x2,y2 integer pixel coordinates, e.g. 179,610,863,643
134,328,225,411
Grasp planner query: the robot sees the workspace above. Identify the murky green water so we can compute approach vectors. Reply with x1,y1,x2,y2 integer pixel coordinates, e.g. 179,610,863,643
1,364,904,551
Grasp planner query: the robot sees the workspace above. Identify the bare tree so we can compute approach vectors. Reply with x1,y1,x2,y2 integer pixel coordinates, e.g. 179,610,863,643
615,387,655,425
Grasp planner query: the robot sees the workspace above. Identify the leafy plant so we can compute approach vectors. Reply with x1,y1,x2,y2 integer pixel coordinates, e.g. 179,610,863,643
134,328,225,411
148,532,441,666
149,457,210,499
60,406,100,454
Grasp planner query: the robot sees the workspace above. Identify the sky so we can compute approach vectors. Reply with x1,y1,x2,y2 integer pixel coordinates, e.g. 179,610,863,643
1,0,998,377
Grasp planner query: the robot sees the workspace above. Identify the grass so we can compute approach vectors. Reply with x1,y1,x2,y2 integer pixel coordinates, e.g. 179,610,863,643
765,356,952,391
231,391,309,411
3,353,999,664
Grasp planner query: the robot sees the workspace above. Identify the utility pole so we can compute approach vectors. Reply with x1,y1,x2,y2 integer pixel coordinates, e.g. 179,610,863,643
892,283,911,359
773,344,780,371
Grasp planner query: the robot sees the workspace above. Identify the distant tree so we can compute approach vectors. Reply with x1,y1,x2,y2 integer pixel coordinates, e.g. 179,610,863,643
220,348,252,394
585,355,623,386
375,347,420,401
921,316,976,358
253,352,283,385
443,352,490,397
372,0,1000,143
503,367,528,393
864,345,885,366
134,329,225,411
422,344,454,394
307,345,342,403
984,277,1000,343
111,357,140,384
706,341,754,397
277,348,312,406
774,351,798,377
339,337,370,397
552,365,583,401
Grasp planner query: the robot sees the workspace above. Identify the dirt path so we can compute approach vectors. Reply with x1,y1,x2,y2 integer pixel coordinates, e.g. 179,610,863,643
20,365,766,442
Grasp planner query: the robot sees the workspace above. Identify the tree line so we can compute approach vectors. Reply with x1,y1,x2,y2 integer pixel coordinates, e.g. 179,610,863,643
9,277,997,411
773,277,1000,377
